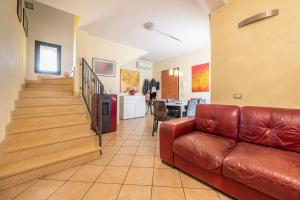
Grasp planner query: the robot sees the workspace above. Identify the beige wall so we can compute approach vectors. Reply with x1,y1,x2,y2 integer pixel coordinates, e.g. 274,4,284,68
26,2,74,80
0,0,27,143
211,0,300,108
75,30,149,120
153,47,211,102
76,30,147,95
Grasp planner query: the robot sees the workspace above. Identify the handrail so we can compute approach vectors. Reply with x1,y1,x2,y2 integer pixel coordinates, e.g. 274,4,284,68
81,58,104,153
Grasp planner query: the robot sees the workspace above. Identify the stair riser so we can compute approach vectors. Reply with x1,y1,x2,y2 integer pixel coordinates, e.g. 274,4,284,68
7,114,89,134
2,136,99,165
0,151,99,190
40,79,73,85
16,98,82,107
26,83,73,90
19,90,73,97
6,124,91,144
12,105,86,119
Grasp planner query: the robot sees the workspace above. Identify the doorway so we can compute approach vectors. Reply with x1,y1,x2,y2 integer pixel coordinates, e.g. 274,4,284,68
161,68,179,100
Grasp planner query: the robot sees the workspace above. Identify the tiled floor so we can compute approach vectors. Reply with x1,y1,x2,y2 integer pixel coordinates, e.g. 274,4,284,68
0,117,233,200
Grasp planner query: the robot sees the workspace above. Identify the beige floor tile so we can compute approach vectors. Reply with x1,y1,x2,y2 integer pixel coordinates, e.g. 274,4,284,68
154,156,171,169
0,180,38,200
70,165,105,182
48,181,92,200
97,166,129,184
87,154,114,166
152,186,185,200
128,134,143,140
139,140,156,147
15,180,64,200
155,147,160,155
180,172,212,189
117,185,151,200
153,168,182,187
122,139,140,147
131,156,154,168
124,167,153,185
184,188,220,200
83,183,121,200
106,139,126,146
43,165,82,181
117,146,138,155
136,147,156,156
102,146,120,155
109,155,134,167
217,191,235,200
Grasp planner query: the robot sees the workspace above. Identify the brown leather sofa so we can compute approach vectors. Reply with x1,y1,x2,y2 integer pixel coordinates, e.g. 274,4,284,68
159,104,300,200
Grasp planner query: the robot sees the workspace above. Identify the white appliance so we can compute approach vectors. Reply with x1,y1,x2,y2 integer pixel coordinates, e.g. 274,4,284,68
136,59,153,71
120,96,145,120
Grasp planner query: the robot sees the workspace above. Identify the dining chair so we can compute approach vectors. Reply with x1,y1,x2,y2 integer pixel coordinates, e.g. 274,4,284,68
152,100,169,136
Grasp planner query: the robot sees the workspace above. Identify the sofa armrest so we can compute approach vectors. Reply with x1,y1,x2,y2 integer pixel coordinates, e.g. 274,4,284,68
159,117,196,165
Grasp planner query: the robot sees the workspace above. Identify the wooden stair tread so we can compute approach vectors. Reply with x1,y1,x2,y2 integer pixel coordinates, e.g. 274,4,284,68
12,105,85,119
7,114,89,134
22,88,73,91
5,131,96,153
26,80,73,85
13,111,86,119
0,146,100,179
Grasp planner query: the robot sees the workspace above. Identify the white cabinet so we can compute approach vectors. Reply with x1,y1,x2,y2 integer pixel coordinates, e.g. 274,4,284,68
120,96,145,120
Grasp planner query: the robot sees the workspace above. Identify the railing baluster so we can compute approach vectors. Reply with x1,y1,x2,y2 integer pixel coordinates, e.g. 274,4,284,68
81,58,104,155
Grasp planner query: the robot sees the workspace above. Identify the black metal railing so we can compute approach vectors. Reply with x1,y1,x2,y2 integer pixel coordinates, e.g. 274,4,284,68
81,58,104,152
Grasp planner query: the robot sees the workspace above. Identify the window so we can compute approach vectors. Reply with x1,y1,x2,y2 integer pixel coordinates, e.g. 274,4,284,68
35,41,61,75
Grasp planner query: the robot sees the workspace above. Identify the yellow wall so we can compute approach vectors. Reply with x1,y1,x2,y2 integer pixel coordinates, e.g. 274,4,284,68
0,0,27,143
153,47,211,102
211,0,300,108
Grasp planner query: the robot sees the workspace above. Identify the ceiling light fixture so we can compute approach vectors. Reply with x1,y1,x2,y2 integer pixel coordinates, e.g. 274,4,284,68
143,22,182,43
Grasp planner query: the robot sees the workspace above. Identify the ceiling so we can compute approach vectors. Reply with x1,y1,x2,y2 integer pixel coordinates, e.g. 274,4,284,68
35,0,226,62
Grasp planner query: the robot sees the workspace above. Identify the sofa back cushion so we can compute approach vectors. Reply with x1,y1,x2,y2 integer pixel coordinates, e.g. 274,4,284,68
239,106,300,153
195,104,240,139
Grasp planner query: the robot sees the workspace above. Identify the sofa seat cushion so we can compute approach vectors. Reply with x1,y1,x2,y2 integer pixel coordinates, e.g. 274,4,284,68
173,131,236,174
223,142,300,200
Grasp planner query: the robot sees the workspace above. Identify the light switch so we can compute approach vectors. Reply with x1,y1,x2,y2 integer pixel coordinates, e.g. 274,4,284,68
233,94,242,99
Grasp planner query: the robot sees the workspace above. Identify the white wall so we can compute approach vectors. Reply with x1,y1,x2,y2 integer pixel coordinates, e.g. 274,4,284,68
26,2,74,80
0,0,27,143
75,30,149,121
76,30,148,94
153,47,211,102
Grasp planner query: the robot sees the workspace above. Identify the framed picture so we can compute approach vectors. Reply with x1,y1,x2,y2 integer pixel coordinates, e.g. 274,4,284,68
17,0,22,22
192,63,209,92
23,8,28,37
120,69,140,92
92,58,116,77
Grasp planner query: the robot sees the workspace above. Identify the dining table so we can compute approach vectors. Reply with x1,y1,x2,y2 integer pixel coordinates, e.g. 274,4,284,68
165,102,188,118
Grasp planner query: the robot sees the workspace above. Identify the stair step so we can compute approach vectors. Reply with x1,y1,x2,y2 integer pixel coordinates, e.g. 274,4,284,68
2,135,98,165
0,146,100,190
22,87,73,91
27,78,73,85
16,97,83,107
7,114,89,134
19,90,73,97
25,83,73,90
5,131,96,153
12,105,86,119
6,124,91,144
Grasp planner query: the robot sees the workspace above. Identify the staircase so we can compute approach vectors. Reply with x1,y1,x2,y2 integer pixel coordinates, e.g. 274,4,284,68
0,77,100,190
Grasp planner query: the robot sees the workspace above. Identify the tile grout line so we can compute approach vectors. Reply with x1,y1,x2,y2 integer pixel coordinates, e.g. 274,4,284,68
11,179,40,200
45,164,85,200
115,125,138,199
80,144,122,200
